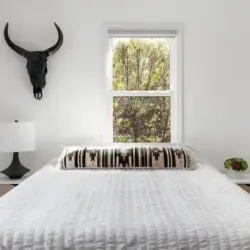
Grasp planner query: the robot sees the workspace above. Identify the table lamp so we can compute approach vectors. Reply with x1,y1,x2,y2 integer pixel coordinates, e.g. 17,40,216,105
0,120,35,179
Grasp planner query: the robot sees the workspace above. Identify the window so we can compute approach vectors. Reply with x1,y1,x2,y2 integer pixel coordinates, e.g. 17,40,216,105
105,26,182,144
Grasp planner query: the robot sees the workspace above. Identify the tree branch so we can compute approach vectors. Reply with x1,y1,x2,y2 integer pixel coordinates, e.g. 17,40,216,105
146,52,156,90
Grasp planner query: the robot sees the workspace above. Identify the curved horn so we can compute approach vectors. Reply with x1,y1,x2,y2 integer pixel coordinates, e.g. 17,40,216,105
45,22,63,56
4,23,28,58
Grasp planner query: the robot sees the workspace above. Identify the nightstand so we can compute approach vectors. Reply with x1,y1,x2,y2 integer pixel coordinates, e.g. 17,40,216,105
0,173,32,197
222,172,250,184
222,171,250,193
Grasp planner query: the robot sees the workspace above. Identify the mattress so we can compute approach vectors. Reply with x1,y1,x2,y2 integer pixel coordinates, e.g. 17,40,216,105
0,163,250,249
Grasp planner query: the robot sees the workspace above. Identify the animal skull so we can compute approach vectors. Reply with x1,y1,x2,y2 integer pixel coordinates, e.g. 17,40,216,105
4,23,63,100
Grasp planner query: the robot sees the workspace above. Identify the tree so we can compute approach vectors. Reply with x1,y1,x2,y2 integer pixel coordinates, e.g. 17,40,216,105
113,38,171,143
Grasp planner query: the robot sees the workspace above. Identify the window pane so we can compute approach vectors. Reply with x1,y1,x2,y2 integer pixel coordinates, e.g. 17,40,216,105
113,97,171,143
112,38,170,91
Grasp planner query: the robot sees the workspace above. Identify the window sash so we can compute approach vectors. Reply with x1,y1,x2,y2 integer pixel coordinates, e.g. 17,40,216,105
109,30,176,38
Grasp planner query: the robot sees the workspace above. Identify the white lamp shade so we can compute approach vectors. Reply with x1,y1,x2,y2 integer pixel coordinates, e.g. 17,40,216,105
0,122,36,152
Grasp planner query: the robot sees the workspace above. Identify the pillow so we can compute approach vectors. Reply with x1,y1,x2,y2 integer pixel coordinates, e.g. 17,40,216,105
58,145,193,170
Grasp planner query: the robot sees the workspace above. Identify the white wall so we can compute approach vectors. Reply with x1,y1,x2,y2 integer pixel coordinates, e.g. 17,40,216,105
0,0,249,171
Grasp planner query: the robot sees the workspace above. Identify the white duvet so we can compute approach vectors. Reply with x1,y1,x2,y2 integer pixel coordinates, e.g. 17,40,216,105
1,164,250,250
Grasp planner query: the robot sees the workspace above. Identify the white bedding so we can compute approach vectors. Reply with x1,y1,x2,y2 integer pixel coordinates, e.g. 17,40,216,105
1,164,250,249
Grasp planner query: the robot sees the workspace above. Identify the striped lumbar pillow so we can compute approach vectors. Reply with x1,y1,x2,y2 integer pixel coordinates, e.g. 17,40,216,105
59,146,191,170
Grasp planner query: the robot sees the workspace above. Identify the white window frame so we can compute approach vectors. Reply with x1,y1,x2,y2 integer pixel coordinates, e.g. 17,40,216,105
101,23,183,145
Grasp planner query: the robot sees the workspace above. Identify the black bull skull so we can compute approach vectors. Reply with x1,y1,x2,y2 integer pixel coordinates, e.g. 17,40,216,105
4,23,63,100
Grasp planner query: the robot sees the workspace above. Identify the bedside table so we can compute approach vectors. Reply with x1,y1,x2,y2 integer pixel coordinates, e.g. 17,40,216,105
222,172,250,184
222,171,250,193
0,173,33,197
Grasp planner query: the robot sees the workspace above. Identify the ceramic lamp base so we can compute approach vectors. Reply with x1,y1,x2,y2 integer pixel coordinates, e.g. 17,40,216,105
1,152,30,179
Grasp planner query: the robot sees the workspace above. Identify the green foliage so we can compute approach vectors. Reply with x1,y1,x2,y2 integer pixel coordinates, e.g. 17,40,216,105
113,38,170,91
112,38,171,143
224,160,231,169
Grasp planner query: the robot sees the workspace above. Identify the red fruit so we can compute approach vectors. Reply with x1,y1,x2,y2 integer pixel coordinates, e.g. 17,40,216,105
232,161,241,171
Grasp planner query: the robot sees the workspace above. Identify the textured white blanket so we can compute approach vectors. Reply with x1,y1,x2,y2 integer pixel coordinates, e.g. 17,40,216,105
0,164,250,249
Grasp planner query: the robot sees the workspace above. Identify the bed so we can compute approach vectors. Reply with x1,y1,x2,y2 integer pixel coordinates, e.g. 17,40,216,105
0,146,250,249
